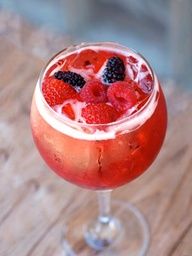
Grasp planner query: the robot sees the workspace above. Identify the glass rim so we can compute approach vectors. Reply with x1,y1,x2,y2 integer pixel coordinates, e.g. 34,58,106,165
36,41,159,129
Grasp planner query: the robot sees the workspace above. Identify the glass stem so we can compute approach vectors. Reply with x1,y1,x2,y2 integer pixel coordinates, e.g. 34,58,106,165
85,190,120,250
97,190,112,224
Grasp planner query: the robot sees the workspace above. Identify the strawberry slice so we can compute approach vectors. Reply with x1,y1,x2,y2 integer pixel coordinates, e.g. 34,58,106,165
82,103,118,124
107,81,137,112
127,55,138,64
42,76,78,107
62,103,75,120
70,49,98,69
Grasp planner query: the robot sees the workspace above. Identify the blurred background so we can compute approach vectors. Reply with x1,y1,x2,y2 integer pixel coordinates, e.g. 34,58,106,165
0,0,191,88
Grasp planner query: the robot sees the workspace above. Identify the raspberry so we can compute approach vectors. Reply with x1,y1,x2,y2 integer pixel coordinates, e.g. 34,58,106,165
82,103,118,124
107,81,137,112
102,56,125,83
54,71,85,92
62,103,75,120
42,77,78,107
79,80,107,104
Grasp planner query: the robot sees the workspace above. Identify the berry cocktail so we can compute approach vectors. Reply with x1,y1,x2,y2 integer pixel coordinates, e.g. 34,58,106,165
31,42,167,254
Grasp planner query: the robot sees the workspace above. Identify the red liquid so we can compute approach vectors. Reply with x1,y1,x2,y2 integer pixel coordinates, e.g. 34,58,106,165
31,44,167,190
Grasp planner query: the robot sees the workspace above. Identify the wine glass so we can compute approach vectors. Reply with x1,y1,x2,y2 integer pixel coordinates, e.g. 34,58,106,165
30,42,167,255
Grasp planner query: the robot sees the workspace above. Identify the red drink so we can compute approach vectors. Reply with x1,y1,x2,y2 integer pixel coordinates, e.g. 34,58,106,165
31,42,167,190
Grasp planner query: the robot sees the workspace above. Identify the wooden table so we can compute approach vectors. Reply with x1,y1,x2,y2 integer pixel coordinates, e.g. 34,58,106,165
0,10,192,256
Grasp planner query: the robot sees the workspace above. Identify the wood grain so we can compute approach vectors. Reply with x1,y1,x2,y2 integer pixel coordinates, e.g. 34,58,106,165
0,11,192,256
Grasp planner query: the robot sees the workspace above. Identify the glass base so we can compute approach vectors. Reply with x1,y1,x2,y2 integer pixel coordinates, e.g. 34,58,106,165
60,199,150,256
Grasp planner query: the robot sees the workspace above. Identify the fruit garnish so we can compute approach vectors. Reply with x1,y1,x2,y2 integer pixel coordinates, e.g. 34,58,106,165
140,64,148,72
127,55,138,64
70,49,98,68
42,76,78,107
54,71,85,92
82,103,118,124
80,80,107,104
62,103,75,120
102,56,125,83
107,81,137,112
42,48,153,125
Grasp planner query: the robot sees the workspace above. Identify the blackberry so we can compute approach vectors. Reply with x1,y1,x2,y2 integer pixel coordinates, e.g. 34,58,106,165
54,70,64,80
102,56,125,83
54,71,85,91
